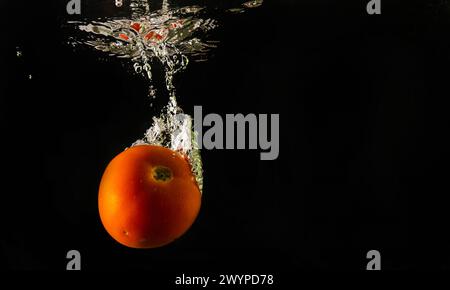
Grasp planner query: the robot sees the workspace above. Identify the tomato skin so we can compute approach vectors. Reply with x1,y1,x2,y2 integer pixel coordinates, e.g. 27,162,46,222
98,145,201,248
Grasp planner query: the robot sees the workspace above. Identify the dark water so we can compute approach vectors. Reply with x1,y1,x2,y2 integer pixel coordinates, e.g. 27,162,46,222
2,0,450,276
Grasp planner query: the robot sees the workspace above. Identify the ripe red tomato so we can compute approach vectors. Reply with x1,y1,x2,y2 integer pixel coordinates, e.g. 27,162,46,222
98,145,201,248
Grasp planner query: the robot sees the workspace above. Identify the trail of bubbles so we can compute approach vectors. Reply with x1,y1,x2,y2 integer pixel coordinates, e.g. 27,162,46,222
67,0,264,192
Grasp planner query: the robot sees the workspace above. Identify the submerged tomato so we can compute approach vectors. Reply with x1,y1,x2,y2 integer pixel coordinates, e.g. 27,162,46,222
98,145,201,248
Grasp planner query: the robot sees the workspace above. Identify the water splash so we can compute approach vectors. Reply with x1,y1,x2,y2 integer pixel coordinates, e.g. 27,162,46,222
67,0,263,192
72,3,217,100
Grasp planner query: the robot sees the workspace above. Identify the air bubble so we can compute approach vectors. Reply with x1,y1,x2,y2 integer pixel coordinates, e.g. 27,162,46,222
16,47,22,58
134,63,142,73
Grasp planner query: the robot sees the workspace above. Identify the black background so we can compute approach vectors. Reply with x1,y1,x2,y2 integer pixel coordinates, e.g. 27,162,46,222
1,0,450,277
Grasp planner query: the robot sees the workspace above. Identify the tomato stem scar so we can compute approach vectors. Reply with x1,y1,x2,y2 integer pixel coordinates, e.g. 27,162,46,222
151,166,173,182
